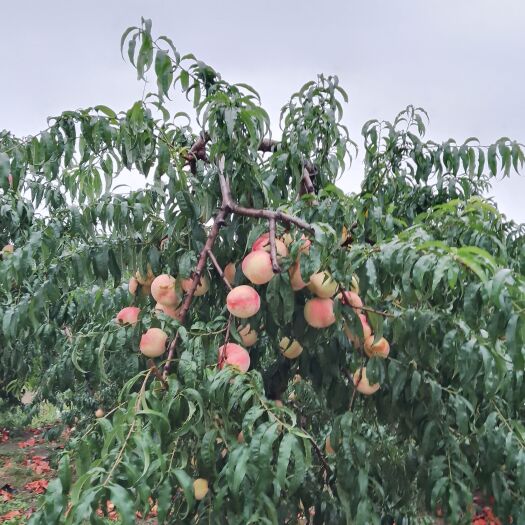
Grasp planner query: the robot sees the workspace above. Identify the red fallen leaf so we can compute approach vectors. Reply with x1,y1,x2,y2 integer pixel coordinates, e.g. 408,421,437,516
0,510,22,522
23,455,51,475
18,438,36,449
24,479,48,494
0,429,8,443
0,490,13,502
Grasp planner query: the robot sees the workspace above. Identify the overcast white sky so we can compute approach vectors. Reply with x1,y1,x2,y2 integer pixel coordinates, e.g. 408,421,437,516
1,1,523,222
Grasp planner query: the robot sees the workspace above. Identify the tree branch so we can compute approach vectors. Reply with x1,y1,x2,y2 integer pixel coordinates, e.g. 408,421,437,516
207,249,232,290
268,217,281,273
162,208,227,379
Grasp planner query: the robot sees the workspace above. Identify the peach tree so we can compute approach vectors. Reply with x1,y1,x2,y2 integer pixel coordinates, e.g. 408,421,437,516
0,19,524,524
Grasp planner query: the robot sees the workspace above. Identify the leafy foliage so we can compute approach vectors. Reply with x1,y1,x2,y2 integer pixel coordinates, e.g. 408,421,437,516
0,17,524,524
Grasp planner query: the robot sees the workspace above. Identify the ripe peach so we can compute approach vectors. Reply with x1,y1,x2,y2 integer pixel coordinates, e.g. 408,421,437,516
2,244,14,255
242,250,274,285
226,285,261,318
252,233,289,257
238,324,257,347
339,290,363,313
135,264,155,286
289,261,308,291
344,314,372,347
151,274,180,307
224,262,236,285
304,298,336,328
279,337,303,359
128,277,139,295
181,275,209,296
218,342,250,372
7,174,13,187
308,271,338,298
155,302,181,320
193,478,209,501
95,408,105,418
139,327,168,358
116,306,140,325
364,336,390,359
353,367,380,395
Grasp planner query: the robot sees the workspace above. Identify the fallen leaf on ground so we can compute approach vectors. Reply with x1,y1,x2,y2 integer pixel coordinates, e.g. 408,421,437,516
0,489,13,502
24,479,48,494
18,438,36,449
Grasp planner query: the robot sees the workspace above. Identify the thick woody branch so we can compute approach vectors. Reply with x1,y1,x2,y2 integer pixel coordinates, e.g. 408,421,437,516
231,204,314,234
162,208,227,379
208,249,232,290
268,217,281,273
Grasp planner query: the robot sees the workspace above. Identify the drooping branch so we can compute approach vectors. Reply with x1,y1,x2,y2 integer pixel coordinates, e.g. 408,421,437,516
268,217,281,273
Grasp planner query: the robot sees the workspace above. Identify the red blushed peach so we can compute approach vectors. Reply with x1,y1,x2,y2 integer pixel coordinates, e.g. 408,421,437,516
128,277,139,295
308,271,338,298
289,261,308,291
135,264,155,286
181,275,209,296
238,324,257,347
218,342,250,372
95,408,105,418
7,174,13,187
304,298,336,328
139,327,168,358
364,336,390,359
279,337,303,359
155,302,182,320
151,274,180,307
252,233,289,258
344,313,372,348
2,244,14,255
116,306,141,325
338,290,363,313
242,250,274,285
226,285,261,318
353,367,380,395
224,262,236,285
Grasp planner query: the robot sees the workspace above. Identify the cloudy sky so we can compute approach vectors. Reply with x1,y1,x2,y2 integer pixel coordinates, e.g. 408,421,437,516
1,1,523,221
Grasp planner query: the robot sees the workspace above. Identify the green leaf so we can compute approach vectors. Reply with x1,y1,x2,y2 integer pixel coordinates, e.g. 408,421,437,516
108,484,135,525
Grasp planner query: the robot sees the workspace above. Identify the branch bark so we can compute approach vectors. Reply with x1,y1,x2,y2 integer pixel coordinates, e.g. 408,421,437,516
207,249,232,290
268,217,281,273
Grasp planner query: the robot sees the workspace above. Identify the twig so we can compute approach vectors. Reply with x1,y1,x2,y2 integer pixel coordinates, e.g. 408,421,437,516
147,359,169,389
207,249,232,290
359,305,395,318
218,314,233,368
268,217,281,273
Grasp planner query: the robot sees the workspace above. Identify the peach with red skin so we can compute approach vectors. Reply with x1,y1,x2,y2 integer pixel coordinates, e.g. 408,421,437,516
218,343,250,372
304,298,336,328
139,328,168,358
226,285,261,318
116,306,140,325
308,271,338,298
252,233,289,257
353,367,380,395
242,250,274,285
128,277,139,295
151,274,180,307
155,302,182,320
181,275,209,296
238,324,257,347
339,290,363,313
364,336,390,358
224,263,236,285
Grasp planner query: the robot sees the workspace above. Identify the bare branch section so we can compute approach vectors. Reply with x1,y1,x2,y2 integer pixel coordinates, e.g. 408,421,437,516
268,217,281,273
208,249,232,290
